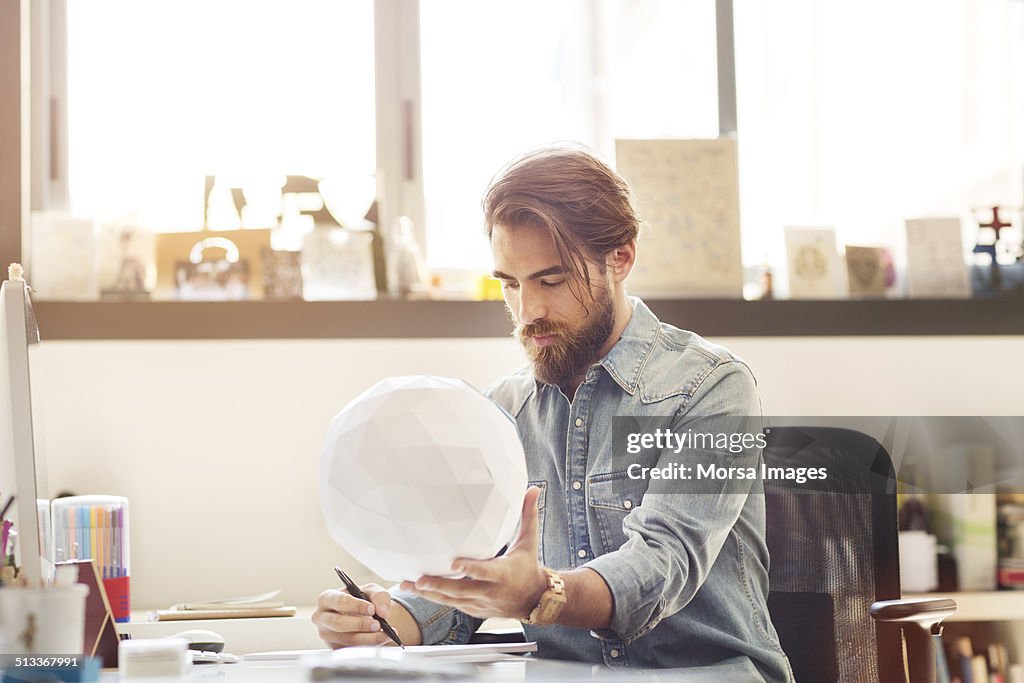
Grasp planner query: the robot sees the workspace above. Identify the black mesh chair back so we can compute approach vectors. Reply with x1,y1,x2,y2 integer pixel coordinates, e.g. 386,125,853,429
763,426,904,683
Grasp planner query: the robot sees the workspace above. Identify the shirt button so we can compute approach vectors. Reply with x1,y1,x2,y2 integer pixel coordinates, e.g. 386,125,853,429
574,417,583,427
572,481,582,490
623,500,633,509
577,549,588,559
610,649,620,658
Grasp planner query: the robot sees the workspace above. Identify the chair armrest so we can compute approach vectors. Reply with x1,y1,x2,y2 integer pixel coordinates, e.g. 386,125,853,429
870,598,957,683
870,597,957,626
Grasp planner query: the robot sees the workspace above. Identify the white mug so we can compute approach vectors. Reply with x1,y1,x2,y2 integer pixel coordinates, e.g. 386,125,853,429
898,530,938,593
0,584,90,655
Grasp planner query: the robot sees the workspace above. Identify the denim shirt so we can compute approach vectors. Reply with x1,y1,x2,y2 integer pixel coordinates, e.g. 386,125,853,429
392,298,794,683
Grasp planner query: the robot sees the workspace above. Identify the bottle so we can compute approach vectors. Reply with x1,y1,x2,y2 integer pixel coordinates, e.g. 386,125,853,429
384,216,430,297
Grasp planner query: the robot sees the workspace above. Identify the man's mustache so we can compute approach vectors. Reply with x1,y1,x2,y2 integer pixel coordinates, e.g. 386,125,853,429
517,320,565,338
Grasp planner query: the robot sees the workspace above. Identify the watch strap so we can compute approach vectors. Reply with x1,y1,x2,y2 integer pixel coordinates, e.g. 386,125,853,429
521,569,567,625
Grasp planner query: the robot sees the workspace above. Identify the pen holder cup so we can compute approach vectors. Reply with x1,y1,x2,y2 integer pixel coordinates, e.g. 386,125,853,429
0,583,89,654
51,496,130,622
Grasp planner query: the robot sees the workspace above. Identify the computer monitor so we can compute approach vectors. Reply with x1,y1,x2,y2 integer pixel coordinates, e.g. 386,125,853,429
0,272,49,584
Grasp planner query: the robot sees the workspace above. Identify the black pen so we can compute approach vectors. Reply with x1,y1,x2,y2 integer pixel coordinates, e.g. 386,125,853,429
334,566,404,649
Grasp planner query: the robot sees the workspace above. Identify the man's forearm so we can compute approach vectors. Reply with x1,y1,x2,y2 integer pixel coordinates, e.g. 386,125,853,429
387,601,424,646
553,567,613,630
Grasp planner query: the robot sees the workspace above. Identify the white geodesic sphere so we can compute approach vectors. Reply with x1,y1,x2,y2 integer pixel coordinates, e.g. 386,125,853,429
320,376,527,581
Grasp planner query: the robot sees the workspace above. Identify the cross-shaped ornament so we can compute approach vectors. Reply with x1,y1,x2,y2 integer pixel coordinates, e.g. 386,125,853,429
978,206,1011,242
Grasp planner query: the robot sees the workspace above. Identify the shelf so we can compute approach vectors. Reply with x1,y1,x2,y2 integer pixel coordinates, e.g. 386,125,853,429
31,297,1024,340
903,592,1024,622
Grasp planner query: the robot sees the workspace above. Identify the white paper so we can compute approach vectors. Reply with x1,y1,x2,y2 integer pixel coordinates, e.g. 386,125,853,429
904,218,971,298
614,139,743,298
302,645,534,678
243,649,329,662
401,642,536,658
171,588,283,610
245,641,537,663
202,589,282,605
784,227,844,299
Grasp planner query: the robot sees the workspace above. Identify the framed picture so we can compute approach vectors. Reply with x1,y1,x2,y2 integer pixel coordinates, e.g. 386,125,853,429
905,218,970,298
155,229,271,300
784,227,844,299
845,245,889,298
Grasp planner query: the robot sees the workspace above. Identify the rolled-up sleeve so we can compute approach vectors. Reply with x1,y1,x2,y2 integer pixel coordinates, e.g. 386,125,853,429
388,590,483,645
584,361,763,644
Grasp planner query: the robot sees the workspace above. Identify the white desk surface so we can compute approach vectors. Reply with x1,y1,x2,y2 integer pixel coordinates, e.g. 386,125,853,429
98,657,749,682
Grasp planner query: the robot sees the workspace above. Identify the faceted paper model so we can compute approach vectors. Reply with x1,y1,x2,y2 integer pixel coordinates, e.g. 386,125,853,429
320,376,527,581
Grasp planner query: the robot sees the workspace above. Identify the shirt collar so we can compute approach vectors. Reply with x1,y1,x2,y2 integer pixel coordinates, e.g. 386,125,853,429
597,296,660,395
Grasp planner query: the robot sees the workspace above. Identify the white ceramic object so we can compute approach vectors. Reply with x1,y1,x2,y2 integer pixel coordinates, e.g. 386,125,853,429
0,584,89,654
320,376,527,581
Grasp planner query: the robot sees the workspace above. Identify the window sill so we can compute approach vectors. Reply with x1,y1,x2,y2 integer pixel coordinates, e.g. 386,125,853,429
31,297,1024,340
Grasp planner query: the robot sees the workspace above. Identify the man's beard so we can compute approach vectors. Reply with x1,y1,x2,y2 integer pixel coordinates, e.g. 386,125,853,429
512,289,616,389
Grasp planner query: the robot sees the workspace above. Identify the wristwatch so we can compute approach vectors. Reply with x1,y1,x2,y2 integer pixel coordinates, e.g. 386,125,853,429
520,568,567,625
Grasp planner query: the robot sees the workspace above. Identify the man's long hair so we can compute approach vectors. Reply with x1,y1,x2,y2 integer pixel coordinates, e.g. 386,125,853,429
482,145,641,309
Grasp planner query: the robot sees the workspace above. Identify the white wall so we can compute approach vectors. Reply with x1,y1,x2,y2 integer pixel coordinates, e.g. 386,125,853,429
33,335,1024,609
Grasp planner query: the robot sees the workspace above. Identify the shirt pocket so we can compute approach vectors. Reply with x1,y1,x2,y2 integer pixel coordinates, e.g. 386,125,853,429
587,471,647,553
528,480,547,564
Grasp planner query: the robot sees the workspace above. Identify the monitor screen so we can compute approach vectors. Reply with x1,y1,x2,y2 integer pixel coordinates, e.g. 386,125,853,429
0,273,50,584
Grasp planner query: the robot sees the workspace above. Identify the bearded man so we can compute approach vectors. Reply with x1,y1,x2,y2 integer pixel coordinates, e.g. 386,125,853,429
313,146,793,683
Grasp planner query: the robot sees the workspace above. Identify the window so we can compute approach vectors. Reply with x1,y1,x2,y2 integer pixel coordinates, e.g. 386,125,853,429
22,0,1024,302
419,0,719,269
732,0,1024,268
66,0,375,230
420,0,1024,272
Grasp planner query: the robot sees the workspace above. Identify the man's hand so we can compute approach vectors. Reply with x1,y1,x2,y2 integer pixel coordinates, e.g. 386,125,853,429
312,583,421,648
400,486,548,620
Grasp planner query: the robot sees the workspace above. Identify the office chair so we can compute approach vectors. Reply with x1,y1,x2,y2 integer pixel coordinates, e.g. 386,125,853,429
762,426,956,683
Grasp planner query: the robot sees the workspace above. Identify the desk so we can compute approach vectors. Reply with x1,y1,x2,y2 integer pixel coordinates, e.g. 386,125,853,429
112,612,761,681
96,657,761,682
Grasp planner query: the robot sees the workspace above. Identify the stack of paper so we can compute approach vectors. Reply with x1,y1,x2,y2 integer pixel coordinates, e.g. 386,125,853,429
150,590,296,621
246,642,537,664
299,643,538,679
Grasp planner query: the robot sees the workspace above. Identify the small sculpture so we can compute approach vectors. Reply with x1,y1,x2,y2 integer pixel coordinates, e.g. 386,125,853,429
972,206,1023,295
